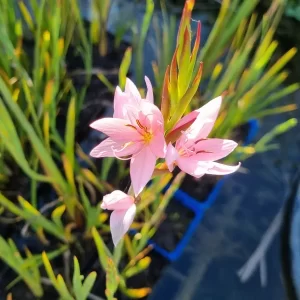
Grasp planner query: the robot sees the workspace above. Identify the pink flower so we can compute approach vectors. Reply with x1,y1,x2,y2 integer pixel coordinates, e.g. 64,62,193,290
165,96,240,177
101,190,136,246
90,77,166,196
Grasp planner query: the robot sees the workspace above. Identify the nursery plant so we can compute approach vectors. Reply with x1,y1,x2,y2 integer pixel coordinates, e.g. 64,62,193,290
0,0,298,299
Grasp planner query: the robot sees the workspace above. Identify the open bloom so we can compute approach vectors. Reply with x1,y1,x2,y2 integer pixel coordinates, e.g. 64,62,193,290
101,190,136,246
166,96,240,177
90,77,166,196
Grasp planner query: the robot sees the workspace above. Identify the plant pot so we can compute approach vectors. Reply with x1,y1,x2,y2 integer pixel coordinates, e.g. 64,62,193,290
281,169,300,300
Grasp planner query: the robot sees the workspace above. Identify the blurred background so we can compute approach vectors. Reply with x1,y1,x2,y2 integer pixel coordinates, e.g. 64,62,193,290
0,0,300,299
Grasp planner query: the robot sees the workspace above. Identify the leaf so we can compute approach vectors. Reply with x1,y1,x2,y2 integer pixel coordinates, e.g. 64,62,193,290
251,104,297,119
62,154,76,195
167,62,203,132
18,1,34,31
169,47,179,106
105,258,120,300
160,65,171,122
176,0,194,61
72,256,82,299
51,205,66,230
0,237,43,297
255,118,298,152
135,0,154,86
65,97,76,176
178,27,191,98
186,21,201,85
123,257,151,278
0,193,65,241
6,293,13,300
120,286,151,299
119,47,132,90
42,252,59,290
0,100,36,178
18,196,67,241
81,168,109,193
113,239,124,267
92,227,114,270
0,77,69,195
81,271,97,300
57,274,74,300
71,256,97,300
97,73,115,93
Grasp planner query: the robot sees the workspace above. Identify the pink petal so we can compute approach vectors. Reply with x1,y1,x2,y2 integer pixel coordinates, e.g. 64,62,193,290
187,96,222,141
101,190,134,210
113,86,129,119
90,118,140,142
145,76,154,103
130,147,157,196
194,138,238,161
139,101,164,124
206,162,241,175
110,204,136,246
171,109,200,133
165,143,179,172
125,78,141,106
90,138,118,158
123,104,140,124
177,156,210,178
149,127,166,158
113,141,143,158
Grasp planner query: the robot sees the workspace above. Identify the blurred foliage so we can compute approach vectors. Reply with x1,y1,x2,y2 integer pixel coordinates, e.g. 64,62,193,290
157,0,298,164
0,0,298,299
285,0,300,20
42,253,97,299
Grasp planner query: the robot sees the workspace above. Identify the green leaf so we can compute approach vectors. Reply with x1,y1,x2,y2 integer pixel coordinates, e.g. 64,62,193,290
119,47,132,90
65,96,76,183
167,63,203,132
57,274,74,300
123,257,151,278
255,118,298,152
0,99,48,182
72,256,82,298
251,104,297,119
0,193,65,241
113,239,124,267
51,205,66,230
81,271,97,300
178,28,191,98
42,252,59,290
0,237,43,297
160,65,171,122
97,73,115,93
105,258,120,300
91,227,114,270
18,1,35,31
135,0,154,86
0,78,69,194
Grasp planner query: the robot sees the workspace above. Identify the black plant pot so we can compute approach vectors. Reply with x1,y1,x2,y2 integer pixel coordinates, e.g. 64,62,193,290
281,170,300,300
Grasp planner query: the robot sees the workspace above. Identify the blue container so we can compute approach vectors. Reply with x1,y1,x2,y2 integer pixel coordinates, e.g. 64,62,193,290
148,119,260,261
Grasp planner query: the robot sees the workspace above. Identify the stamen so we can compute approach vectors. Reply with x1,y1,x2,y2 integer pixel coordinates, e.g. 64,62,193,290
126,124,137,130
194,138,208,144
196,150,213,154
136,119,146,130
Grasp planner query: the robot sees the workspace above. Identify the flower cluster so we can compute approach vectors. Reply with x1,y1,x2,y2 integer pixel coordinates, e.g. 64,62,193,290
90,77,240,245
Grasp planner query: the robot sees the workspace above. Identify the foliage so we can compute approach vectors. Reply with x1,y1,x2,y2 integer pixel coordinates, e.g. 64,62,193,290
91,0,112,56
0,0,298,299
42,253,97,300
0,238,66,297
159,0,298,162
